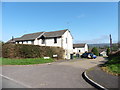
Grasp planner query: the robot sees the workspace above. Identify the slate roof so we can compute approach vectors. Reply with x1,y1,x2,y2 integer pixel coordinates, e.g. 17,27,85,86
43,30,67,38
8,29,68,42
15,32,44,41
73,43,86,48
7,38,20,43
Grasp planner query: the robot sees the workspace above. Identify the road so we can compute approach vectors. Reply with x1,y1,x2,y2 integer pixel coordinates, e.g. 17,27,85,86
0,57,106,88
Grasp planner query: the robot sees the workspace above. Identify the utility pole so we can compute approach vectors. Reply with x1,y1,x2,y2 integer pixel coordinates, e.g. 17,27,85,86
12,36,14,41
110,34,112,53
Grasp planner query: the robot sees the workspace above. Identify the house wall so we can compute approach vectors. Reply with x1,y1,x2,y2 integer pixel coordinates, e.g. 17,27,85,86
34,30,73,59
85,44,88,52
17,41,33,44
73,44,88,55
100,51,107,56
73,48,85,55
34,37,62,47
62,30,73,59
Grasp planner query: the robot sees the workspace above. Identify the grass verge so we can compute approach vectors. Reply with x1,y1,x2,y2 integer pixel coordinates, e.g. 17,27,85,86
0,58,54,65
102,56,120,76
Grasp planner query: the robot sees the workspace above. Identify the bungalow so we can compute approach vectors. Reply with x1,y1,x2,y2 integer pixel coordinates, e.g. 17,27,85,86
73,43,88,55
8,29,73,59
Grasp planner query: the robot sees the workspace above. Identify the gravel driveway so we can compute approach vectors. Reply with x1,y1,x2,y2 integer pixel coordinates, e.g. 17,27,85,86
1,57,106,88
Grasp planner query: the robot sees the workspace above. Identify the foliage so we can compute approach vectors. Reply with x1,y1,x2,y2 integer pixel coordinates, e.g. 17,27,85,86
104,51,120,74
0,41,4,57
91,47,99,56
0,58,54,65
111,44,119,51
106,47,110,56
2,43,65,59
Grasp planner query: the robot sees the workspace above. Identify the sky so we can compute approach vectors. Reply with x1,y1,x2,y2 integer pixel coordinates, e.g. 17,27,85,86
2,2,118,44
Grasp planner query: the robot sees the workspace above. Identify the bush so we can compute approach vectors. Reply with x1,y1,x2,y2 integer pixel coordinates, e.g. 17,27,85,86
106,47,110,56
91,47,99,56
108,50,120,60
2,43,65,59
104,50,120,74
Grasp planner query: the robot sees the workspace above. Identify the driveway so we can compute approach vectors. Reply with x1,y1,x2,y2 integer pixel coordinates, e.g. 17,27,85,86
1,57,106,88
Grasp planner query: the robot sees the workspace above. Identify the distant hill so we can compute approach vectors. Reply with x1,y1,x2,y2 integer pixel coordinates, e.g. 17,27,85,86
88,43,110,48
88,43,119,52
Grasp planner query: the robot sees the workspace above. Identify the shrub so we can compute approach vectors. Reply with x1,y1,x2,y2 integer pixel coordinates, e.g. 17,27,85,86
91,47,99,56
104,50,120,74
2,43,65,59
108,50,120,60
106,47,110,56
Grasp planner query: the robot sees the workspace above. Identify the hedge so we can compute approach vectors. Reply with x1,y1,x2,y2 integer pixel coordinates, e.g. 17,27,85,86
91,47,99,56
2,43,65,59
108,50,120,60
0,43,2,57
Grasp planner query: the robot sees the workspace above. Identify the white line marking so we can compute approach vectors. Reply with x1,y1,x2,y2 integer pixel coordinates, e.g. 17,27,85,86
84,71,108,90
0,74,32,88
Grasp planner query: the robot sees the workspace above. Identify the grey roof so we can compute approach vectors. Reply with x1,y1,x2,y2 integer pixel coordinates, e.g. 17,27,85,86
15,32,44,41
7,29,68,42
43,30,67,38
73,43,86,48
7,38,20,43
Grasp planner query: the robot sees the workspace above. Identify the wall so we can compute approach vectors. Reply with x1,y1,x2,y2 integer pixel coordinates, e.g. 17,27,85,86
73,44,88,55
62,30,73,59
85,44,88,52
34,30,73,59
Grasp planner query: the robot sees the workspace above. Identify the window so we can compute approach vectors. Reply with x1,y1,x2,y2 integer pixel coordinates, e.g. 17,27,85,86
54,37,57,43
42,38,45,44
66,38,67,43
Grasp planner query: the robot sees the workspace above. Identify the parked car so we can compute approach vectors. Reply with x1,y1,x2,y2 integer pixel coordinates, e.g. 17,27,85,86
81,52,97,59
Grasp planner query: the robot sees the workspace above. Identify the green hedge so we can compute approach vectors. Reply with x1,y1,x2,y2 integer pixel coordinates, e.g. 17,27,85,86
0,42,2,57
2,43,65,59
108,50,120,60
91,47,99,56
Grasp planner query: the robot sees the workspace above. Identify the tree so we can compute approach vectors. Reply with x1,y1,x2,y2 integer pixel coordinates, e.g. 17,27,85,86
106,47,110,56
91,47,99,56
0,41,4,45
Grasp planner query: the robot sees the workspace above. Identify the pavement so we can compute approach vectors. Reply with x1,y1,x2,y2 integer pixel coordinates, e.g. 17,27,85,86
84,66,119,89
0,57,107,88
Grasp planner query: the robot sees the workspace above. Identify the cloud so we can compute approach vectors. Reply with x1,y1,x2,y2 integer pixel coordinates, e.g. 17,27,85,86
74,35,110,44
77,14,85,19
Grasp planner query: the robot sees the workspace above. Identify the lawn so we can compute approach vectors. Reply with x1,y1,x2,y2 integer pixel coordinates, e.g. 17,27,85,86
103,56,120,74
0,58,54,65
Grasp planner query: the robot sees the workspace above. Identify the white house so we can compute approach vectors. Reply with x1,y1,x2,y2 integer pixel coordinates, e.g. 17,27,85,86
100,51,107,56
73,43,88,55
8,29,73,59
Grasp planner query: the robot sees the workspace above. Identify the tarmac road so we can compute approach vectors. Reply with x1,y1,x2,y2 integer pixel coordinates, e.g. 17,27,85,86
1,57,106,88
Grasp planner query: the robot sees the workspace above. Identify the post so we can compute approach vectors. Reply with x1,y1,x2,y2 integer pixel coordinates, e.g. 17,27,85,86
12,36,14,41
110,34,112,53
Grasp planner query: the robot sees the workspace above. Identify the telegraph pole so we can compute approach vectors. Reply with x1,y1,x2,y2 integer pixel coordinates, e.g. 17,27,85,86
12,36,14,41
110,34,112,53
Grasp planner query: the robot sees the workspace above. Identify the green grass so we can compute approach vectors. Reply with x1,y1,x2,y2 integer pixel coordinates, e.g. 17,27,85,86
106,64,120,74
104,56,120,74
0,58,54,65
